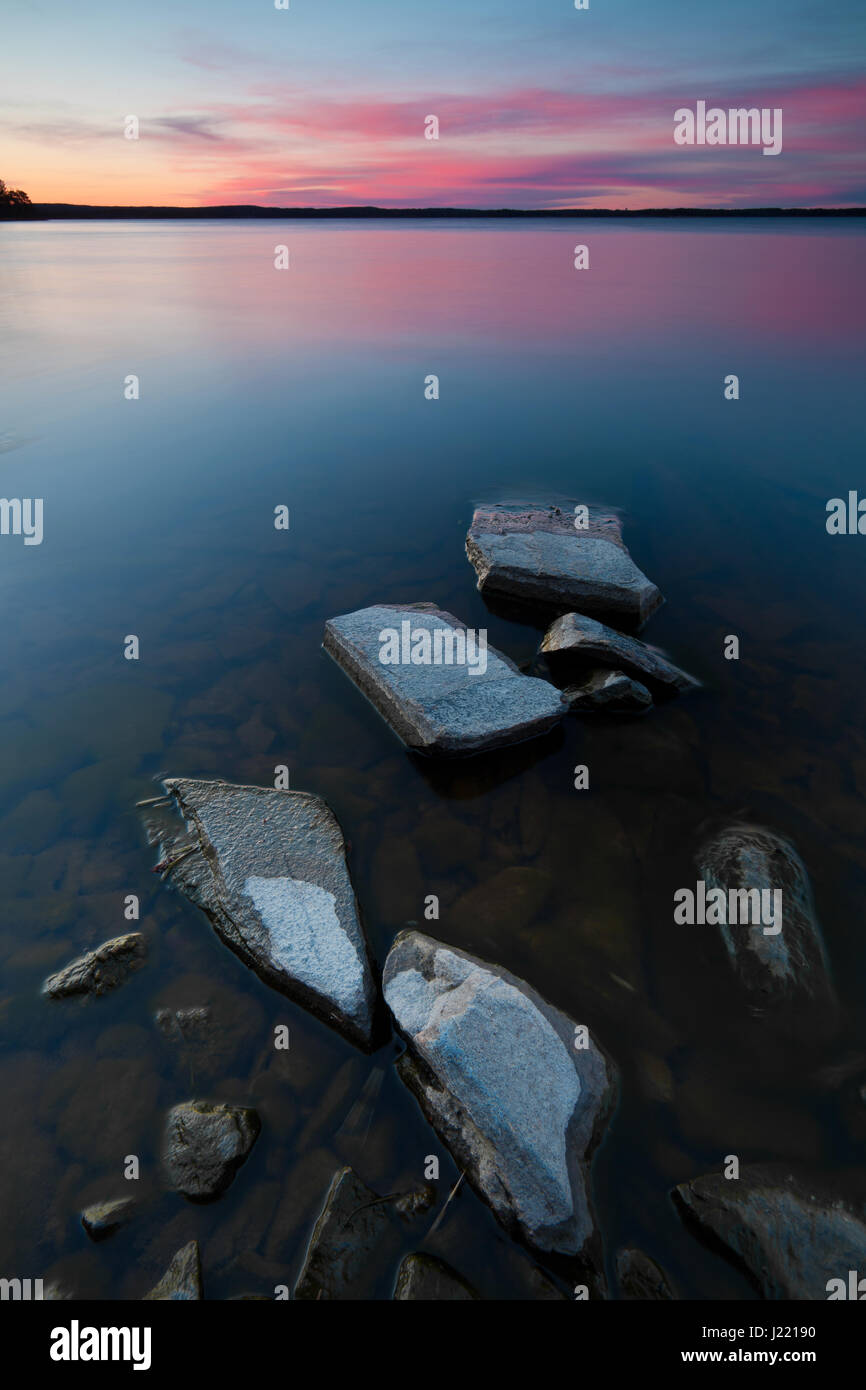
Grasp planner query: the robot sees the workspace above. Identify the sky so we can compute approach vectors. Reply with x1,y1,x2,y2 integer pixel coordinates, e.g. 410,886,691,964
2,0,865,209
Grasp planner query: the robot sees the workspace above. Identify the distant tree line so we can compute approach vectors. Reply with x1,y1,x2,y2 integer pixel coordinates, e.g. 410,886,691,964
0,180,33,215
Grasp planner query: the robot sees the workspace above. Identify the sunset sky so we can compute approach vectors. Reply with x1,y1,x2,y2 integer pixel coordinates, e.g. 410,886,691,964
2,0,865,209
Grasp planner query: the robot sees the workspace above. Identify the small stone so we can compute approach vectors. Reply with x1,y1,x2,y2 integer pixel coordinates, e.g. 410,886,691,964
81,1196,137,1242
42,934,146,999
540,613,699,698
562,668,652,714
616,1247,677,1299
143,1241,202,1300
162,1100,260,1200
393,1253,479,1300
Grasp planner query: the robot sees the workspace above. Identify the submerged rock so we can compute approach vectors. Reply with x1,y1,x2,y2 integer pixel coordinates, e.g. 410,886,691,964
323,602,564,757
562,668,653,714
141,778,378,1049
540,613,699,698
81,1196,137,1242
615,1247,676,1300
696,824,835,1012
466,502,663,627
163,1100,260,1200
42,933,146,1000
393,1252,479,1300
383,931,617,1268
143,1241,202,1300
294,1166,433,1300
673,1166,866,1300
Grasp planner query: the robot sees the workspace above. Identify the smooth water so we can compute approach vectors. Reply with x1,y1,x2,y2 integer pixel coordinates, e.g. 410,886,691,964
1,218,865,1299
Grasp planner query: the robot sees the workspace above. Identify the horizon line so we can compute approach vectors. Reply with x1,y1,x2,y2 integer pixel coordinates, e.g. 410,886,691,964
6,203,866,220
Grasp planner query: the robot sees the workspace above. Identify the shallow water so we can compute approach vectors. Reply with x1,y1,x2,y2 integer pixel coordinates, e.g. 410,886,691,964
1,217,865,1298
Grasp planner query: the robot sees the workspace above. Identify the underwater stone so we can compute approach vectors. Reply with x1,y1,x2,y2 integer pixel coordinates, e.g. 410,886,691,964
162,1100,259,1200
562,668,653,714
393,1252,479,1300
42,933,146,1000
143,1241,202,1300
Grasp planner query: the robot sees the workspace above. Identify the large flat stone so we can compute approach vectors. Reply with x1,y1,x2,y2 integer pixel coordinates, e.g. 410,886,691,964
141,779,378,1049
673,1166,866,1300
324,602,564,757
383,931,617,1268
697,823,836,1014
540,612,699,698
466,502,662,627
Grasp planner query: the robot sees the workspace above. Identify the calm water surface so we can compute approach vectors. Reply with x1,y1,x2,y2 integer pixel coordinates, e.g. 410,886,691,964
1,218,865,1298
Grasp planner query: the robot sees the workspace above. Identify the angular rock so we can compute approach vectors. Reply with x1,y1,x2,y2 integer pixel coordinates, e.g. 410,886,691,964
141,778,378,1049
323,602,564,757
143,1241,202,1300
540,613,699,698
466,502,663,627
673,1166,866,1300
42,933,146,999
616,1247,676,1300
81,1196,137,1242
393,1252,479,1300
383,931,618,1267
697,824,835,1011
163,1100,259,1200
562,668,652,714
294,1166,433,1300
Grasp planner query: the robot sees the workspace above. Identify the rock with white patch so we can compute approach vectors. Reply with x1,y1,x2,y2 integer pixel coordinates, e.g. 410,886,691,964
383,931,617,1271
697,823,836,1015
323,602,564,757
140,779,378,1049
540,612,699,698
466,502,662,628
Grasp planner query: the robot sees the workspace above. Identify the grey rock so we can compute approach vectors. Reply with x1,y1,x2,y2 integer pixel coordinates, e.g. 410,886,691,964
163,1100,260,1200
616,1247,676,1300
141,778,378,1049
393,1252,479,1300
294,1166,431,1300
466,501,662,627
81,1196,137,1242
42,933,146,999
143,1241,202,1300
673,1166,866,1300
155,1006,211,1045
323,602,564,757
697,824,836,1011
383,931,617,1267
562,668,653,714
540,613,699,698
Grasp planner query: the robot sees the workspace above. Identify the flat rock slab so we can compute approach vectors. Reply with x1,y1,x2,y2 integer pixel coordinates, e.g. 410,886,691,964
143,1241,202,1300
163,1100,260,1200
81,1196,137,1242
42,933,146,999
466,502,663,627
562,668,652,714
393,1252,479,1300
540,612,699,698
673,1166,866,1300
324,602,564,757
697,823,836,1013
294,1166,433,1300
383,931,617,1267
141,778,378,1049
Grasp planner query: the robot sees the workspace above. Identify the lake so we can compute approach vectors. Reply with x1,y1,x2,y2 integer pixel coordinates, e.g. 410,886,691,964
1,216,865,1298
